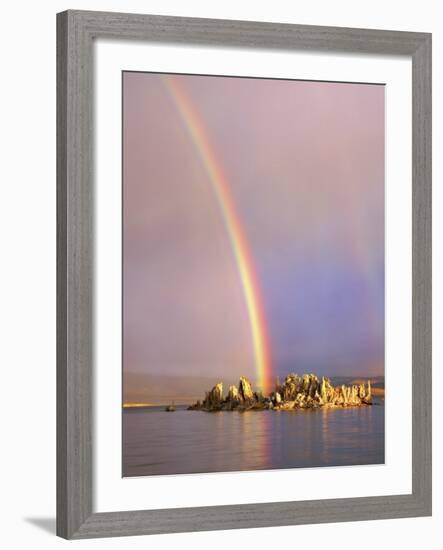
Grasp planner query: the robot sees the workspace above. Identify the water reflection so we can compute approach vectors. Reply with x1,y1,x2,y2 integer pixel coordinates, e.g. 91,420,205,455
123,403,384,477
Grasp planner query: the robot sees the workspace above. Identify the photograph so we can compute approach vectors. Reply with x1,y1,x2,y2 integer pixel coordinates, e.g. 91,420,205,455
1,0,436,545
122,71,385,477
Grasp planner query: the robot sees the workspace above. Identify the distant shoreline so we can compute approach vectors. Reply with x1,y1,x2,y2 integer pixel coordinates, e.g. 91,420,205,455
123,403,161,409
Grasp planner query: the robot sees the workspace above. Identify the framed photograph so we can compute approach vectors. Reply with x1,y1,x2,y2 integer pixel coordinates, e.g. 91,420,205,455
57,10,432,539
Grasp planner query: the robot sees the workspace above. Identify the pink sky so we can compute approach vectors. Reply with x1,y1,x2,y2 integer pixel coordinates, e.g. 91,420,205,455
123,72,384,398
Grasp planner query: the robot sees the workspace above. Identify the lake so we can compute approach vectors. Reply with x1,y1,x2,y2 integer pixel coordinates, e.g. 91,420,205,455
123,401,384,477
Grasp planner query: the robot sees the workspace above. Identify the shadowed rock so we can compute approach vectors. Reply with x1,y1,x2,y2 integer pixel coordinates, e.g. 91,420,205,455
239,376,254,401
188,382,224,411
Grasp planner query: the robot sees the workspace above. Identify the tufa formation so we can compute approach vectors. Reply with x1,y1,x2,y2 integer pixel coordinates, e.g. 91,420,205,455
188,373,372,412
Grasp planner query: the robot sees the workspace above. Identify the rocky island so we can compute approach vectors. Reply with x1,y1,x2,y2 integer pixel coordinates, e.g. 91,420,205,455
188,373,372,412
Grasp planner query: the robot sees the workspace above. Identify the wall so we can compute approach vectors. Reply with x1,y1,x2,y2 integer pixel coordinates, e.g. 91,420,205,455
0,1,440,548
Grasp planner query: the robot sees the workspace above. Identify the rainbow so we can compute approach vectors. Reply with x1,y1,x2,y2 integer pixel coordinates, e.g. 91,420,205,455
163,76,272,393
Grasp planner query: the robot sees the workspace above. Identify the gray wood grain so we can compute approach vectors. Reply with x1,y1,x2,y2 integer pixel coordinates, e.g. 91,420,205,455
411,35,432,506
56,10,432,539
57,10,93,539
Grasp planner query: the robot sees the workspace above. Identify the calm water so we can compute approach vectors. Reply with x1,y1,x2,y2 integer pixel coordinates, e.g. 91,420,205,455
123,402,384,477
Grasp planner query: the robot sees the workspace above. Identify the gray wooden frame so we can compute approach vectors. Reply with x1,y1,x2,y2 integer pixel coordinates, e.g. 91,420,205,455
57,9,432,539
